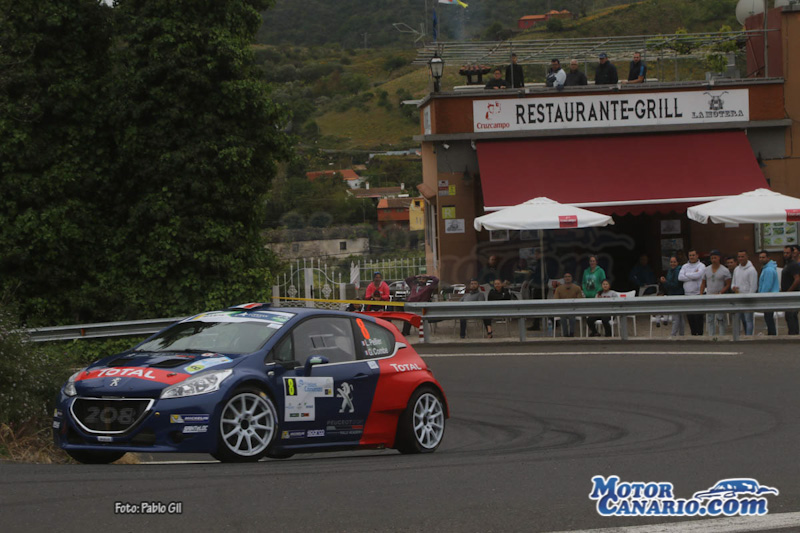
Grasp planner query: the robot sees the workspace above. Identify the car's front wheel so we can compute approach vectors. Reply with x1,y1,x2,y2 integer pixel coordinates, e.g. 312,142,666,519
214,388,278,463
395,386,446,454
66,449,127,464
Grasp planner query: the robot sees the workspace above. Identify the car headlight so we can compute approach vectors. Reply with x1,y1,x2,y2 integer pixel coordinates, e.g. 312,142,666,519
63,369,85,397
160,369,233,399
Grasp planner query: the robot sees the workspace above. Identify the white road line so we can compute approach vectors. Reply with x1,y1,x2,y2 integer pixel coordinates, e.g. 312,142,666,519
543,511,800,533
421,351,741,358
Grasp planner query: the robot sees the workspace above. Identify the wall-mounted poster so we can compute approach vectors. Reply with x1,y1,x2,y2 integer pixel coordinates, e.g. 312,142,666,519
490,230,509,242
445,219,465,234
442,206,456,219
660,238,684,270
660,220,681,235
757,222,799,251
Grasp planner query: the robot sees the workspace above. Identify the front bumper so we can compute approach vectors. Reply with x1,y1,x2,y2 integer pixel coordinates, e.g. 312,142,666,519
53,391,225,454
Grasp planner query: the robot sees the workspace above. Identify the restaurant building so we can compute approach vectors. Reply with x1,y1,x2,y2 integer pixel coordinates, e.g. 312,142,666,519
414,5,800,289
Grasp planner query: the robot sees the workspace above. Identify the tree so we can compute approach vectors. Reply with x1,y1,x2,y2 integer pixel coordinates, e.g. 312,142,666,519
0,0,292,325
102,0,292,320
0,0,116,324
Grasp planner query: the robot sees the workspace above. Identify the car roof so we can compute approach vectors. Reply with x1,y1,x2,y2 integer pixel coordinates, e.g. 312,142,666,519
209,305,376,321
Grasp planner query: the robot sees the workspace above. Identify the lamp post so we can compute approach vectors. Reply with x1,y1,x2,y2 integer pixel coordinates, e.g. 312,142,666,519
429,53,444,93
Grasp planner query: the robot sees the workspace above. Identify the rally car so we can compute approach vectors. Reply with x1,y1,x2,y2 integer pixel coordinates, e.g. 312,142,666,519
53,304,448,463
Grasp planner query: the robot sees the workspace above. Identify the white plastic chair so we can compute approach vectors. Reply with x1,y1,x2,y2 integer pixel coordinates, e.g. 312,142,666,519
610,290,637,337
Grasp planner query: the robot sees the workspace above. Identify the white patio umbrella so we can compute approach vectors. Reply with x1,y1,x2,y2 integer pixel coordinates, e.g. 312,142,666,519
687,188,800,224
474,197,615,298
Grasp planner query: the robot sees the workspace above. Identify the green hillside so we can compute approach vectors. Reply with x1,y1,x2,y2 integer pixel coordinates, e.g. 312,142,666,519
261,0,743,151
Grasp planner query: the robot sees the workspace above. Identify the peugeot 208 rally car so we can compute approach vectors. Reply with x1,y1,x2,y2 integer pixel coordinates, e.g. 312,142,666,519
53,303,448,463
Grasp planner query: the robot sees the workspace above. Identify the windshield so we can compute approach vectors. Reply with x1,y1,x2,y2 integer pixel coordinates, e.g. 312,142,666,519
135,311,294,355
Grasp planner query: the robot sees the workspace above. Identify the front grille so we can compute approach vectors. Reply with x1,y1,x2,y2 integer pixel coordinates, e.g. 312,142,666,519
71,398,153,434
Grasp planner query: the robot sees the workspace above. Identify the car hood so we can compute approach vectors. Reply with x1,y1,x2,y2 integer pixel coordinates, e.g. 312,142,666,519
73,352,239,397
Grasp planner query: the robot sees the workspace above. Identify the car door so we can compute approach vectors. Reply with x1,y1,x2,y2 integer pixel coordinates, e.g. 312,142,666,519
273,316,379,445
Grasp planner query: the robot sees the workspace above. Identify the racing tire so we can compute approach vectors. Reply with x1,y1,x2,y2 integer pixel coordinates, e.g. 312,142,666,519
395,386,446,454
66,449,127,464
214,387,279,463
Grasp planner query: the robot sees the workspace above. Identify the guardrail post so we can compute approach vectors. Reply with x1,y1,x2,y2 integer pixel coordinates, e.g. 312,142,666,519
732,313,741,342
620,316,629,340
518,317,527,342
420,319,428,344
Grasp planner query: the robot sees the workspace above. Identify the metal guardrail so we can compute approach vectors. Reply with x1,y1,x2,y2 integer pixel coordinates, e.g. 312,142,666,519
405,293,800,343
27,317,186,342
25,293,800,343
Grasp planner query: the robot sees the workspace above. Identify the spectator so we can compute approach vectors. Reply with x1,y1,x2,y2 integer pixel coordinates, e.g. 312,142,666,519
594,52,618,85
505,53,524,88
554,272,583,337
629,253,657,294
725,256,737,275
621,51,647,84
700,250,731,336
487,278,512,339
545,58,566,89
757,250,780,335
364,271,390,311
679,249,706,335
731,250,758,335
582,255,606,299
402,273,439,335
660,256,685,337
780,244,800,335
564,59,588,86
459,279,492,339
484,68,508,90
512,257,531,286
589,279,618,337
479,255,501,285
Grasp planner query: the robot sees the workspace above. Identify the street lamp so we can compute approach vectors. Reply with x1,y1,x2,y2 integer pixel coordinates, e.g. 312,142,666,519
429,53,444,93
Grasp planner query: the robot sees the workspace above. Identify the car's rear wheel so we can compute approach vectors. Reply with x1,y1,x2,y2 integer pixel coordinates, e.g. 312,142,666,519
214,388,278,463
395,386,446,454
66,449,127,464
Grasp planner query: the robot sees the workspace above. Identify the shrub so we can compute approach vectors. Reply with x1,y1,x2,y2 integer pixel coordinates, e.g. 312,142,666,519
0,309,71,427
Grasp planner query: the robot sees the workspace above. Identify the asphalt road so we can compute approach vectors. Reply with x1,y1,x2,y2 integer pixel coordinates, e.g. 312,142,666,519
2,341,799,533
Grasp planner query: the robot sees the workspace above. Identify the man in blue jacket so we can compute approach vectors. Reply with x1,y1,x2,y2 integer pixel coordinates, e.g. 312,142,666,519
758,250,780,335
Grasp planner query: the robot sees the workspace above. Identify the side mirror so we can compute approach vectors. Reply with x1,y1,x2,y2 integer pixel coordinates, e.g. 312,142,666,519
303,355,329,376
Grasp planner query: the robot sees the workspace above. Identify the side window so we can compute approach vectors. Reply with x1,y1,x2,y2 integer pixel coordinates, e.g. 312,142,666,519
354,318,396,359
292,317,356,364
270,335,294,364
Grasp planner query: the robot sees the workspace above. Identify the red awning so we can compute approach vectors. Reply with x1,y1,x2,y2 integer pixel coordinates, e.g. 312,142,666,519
476,131,769,216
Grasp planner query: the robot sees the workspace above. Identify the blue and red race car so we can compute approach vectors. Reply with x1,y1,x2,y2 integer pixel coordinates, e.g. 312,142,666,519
53,303,448,463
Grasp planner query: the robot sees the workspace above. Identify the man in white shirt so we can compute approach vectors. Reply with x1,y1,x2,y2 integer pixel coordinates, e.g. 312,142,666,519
732,249,758,335
678,249,706,335
700,250,732,336
545,59,566,89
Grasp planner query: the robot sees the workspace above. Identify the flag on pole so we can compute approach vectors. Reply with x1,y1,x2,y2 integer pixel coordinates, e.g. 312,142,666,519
439,0,468,7
432,8,438,42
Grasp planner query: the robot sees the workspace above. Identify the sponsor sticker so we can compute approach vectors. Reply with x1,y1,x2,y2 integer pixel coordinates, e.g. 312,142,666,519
170,414,210,424
77,367,189,385
184,356,231,375
182,425,208,434
283,377,334,422
590,476,779,517
281,430,305,440
390,363,422,372
97,436,113,443
367,360,379,370
52,420,61,429
307,429,325,438
53,409,63,418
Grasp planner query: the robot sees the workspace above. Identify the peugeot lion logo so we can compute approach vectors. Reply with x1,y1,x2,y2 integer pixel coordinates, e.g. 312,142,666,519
110,377,122,387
